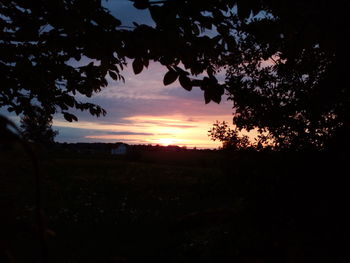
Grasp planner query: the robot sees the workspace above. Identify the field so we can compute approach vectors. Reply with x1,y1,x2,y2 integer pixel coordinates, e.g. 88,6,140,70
0,146,347,262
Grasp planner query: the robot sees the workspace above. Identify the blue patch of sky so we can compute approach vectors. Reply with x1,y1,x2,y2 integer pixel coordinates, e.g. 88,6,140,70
103,0,155,27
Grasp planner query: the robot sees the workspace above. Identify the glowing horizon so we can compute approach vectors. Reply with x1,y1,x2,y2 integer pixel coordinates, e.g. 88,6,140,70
54,113,234,149
51,61,235,149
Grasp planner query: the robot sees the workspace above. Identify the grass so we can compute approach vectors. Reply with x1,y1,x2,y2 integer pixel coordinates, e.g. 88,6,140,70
0,147,347,262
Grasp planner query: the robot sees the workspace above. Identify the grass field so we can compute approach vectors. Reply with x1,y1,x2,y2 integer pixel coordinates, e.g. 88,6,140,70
0,147,347,262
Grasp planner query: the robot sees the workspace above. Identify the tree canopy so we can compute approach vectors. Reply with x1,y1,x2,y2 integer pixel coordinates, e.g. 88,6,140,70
20,106,58,145
208,121,251,150
1,0,346,150
1,0,125,121
128,0,345,150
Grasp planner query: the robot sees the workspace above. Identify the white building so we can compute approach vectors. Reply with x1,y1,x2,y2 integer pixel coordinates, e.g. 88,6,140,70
111,143,127,155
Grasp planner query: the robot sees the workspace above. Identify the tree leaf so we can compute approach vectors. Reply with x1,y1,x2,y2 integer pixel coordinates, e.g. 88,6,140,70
143,58,149,68
179,75,192,91
109,70,120,81
64,95,75,107
89,107,96,116
211,92,222,104
63,112,78,122
163,70,179,86
133,0,149,10
132,58,143,75
237,0,252,19
204,90,211,104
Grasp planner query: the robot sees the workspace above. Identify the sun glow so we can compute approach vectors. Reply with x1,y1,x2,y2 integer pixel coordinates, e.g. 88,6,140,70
157,138,176,146
54,114,235,149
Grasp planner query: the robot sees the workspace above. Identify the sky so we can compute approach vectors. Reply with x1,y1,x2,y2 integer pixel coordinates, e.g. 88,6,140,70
2,0,235,149
53,59,234,148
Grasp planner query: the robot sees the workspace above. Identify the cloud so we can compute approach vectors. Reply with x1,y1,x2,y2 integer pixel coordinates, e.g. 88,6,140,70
137,120,197,129
71,89,233,124
84,136,152,144
186,117,198,122
52,59,234,127
54,126,154,142
105,131,153,136
162,124,197,128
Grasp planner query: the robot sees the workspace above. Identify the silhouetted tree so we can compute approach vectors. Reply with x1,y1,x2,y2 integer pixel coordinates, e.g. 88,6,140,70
0,0,125,121
130,0,345,150
20,107,58,145
1,0,346,150
208,121,251,150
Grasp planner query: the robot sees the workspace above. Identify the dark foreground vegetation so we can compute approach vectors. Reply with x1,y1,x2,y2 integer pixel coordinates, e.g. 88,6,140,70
1,144,347,263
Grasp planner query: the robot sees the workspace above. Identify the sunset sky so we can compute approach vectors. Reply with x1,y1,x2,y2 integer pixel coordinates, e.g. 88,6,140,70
2,0,235,149
53,61,234,148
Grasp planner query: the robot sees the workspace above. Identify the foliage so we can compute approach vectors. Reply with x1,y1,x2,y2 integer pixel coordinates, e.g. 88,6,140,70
0,0,125,121
221,1,343,150
20,107,58,145
1,0,346,150
208,121,251,150
129,0,345,150
0,114,22,151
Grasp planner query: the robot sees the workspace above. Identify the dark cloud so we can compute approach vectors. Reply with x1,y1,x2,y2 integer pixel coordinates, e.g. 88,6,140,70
54,126,154,142
105,131,153,136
